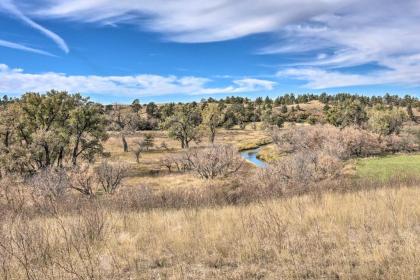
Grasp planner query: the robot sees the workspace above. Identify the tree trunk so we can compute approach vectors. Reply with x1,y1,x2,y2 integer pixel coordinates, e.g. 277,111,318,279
72,137,80,166
209,128,215,144
44,145,50,167
57,147,65,167
122,135,128,152
4,130,10,147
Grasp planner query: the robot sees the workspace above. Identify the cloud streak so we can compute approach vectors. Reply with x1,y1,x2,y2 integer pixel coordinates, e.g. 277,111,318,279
0,39,54,56
5,0,420,89
0,64,276,97
0,0,69,53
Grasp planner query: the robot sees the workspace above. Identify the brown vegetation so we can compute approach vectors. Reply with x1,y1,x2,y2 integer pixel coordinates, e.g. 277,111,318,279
0,175,419,279
1,92,420,279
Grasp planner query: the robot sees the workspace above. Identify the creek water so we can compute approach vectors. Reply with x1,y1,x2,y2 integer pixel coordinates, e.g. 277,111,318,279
240,147,268,168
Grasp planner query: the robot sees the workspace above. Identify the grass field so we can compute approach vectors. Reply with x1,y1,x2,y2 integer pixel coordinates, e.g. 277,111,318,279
356,154,420,180
2,186,418,279
103,126,269,190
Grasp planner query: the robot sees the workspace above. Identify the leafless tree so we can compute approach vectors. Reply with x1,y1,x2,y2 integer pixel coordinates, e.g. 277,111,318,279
184,145,243,179
29,167,70,199
255,150,342,195
69,164,95,197
95,161,127,194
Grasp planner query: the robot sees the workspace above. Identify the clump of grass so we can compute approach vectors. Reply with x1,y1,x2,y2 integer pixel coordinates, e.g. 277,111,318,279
256,144,280,162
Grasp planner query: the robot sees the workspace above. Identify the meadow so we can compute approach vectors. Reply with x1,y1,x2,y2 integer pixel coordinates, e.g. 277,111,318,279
356,154,420,181
1,93,420,279
1,183,418,279
103,126,271,191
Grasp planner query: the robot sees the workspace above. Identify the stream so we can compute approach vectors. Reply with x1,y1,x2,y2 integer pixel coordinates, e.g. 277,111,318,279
240,147,268,168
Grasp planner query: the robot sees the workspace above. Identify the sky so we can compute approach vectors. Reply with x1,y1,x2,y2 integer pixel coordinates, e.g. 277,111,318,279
1,0,420,103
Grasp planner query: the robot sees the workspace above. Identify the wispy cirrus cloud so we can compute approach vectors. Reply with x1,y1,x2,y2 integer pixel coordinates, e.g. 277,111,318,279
278,53,420,90
20,0,420,89
0,0,69,53
0,39,54,56
5,0,420,90
0,64,276,97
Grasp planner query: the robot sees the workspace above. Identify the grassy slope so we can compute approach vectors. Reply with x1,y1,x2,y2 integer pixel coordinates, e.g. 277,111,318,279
356,154,420,180
8,186,419,279
106,187,420,279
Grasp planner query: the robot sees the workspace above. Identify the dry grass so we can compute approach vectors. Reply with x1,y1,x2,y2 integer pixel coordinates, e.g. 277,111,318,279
256,144,280,162
1,186,419,279
103,128,269,190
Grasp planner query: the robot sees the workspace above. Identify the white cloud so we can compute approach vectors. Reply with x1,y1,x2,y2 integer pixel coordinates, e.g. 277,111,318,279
0,0,69,53
0,39,54,56
30,0,332,43
6,0,420,88
278,68,379,89
278,56,420,89
0,64,276,97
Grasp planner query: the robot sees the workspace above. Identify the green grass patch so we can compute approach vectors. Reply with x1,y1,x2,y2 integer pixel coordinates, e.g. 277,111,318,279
356,154,420,181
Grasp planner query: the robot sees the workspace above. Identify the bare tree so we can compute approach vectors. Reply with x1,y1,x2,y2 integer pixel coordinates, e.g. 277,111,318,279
29,167,70,199
255,150,342,195
95,161,127,194
69,164,95,196
160,155,174,172
184,145,243,179
132,145,143,163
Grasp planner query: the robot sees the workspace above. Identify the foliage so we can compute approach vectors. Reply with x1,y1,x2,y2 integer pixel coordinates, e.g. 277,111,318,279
201,103,222,143
326,99,367,127
162,104,201,148
368,106,407,136
0,91,107,174
131,99,142,113
109,104,139,152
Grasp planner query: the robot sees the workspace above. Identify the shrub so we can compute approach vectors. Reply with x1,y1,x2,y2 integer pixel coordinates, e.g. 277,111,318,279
272,125,386,159
254,150,342,195
368,107,407,136
29,167,70,199
69,164,95,197
271,125,346,158
95,161,127,194
340,126,382,157
184,145,243,179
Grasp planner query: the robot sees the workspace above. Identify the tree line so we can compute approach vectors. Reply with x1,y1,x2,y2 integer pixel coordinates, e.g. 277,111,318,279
0,90,419,176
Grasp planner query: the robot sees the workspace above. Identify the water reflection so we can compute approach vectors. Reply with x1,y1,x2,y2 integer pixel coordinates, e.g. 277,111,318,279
240,147,268,168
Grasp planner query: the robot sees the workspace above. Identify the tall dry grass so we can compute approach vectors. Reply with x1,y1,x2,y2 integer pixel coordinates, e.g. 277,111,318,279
0,184,419,279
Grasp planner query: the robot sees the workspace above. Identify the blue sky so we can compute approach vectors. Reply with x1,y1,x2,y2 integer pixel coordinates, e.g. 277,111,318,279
1,0,420,103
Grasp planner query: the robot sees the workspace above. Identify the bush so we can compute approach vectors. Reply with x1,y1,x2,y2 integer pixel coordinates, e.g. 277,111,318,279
183,145,244,179
29,167,70,199
95,161,127,194
368,107,407,136
254,150,342,195
271,124,396,159
271,125,346,158
340,126,382,157
69,164,95,196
